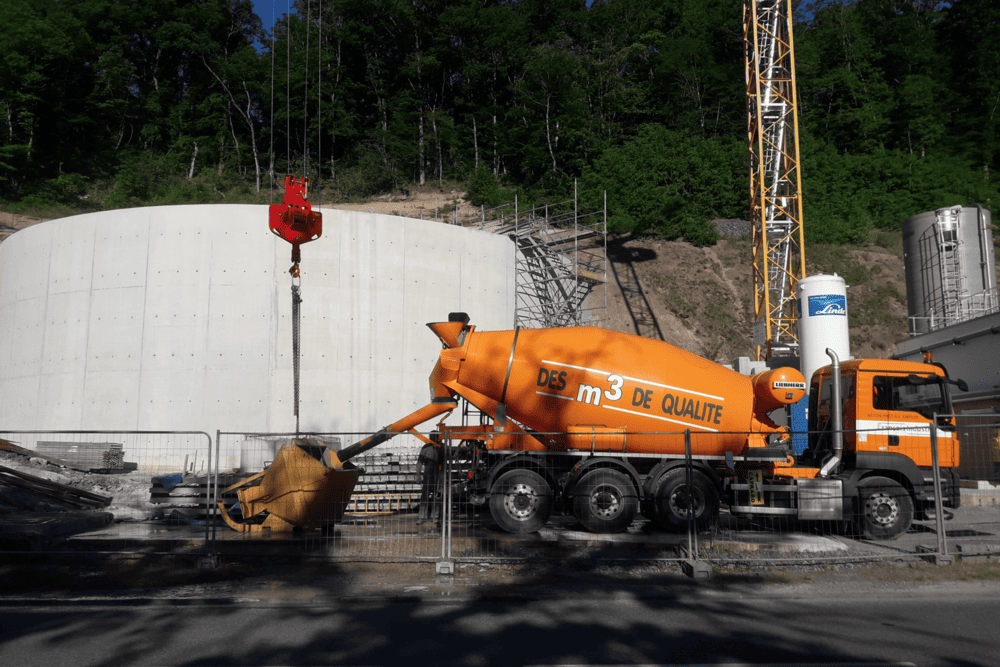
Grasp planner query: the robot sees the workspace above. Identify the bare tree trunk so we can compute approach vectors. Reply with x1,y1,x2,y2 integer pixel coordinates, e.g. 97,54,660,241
431,112,441,186
473,116,479,171
228,108,240,153
243,79,262,192
545,95,557,173
188,142,198,179
198,54,264,191
419,112,425,185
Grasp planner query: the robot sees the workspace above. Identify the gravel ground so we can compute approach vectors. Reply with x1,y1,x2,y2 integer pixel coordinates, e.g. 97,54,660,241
713,218,752,237
1,552,999,602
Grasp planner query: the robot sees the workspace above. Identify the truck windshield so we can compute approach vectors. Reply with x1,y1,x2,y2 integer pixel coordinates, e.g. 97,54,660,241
872,375,947,418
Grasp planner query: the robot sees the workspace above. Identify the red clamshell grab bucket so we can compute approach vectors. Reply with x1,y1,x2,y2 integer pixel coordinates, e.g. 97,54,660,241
269,175,322,247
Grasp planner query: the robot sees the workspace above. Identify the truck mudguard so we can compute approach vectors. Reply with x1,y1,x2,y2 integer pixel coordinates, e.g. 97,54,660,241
853,451,930,494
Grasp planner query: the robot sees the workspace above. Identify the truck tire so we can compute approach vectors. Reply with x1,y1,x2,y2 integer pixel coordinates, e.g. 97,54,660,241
489,469,552,534
653,468,719,532
572,469,638,534
855,476,913,540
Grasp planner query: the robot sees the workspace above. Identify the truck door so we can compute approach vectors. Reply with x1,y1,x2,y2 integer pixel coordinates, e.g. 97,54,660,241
866,374,945,466
841,373,857,449
810,371,855,457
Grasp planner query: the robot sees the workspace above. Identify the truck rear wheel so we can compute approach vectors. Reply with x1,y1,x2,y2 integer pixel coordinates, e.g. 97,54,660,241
489,469,552,534
572,469,638,534
653,468,719,532
855,476,913,540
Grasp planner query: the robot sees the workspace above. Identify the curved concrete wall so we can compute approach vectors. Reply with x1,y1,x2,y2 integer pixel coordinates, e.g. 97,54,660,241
0,205,515,440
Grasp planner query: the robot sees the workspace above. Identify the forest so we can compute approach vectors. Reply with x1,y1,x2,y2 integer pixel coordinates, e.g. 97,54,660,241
1,0,997,245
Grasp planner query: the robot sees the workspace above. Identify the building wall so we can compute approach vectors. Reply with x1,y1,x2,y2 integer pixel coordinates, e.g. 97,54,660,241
0,205,515,449
895,311,1000,399
895,312,1000,480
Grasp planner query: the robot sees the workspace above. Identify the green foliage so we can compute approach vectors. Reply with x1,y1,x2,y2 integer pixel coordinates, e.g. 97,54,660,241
581,124,742,246
466,166,516,209
802,141,1000,244
0,0,998,252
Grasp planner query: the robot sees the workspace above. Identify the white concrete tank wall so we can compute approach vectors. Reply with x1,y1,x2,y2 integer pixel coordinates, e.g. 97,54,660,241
0,204,515,451
796,274,850,384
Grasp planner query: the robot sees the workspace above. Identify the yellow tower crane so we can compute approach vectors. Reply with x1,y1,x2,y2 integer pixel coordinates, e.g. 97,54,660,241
744,0,806,360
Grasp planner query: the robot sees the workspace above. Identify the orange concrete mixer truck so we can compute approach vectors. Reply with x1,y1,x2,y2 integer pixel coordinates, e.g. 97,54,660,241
235,313,965,539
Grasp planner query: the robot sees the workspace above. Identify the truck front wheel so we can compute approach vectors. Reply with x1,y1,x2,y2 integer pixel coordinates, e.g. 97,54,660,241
855,476,913,540
572,469,638,534
653,468,720,532
489,469,552,534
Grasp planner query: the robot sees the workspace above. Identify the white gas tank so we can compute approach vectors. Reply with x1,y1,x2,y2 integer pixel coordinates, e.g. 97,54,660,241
796,274,851,384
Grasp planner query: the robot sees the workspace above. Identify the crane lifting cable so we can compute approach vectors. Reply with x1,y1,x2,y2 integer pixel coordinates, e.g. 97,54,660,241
269,174,322,434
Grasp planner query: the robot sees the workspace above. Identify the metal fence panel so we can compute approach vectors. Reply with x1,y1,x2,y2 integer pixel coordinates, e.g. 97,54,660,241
946,415,1000,557
0,431,212,554
5,422,997,567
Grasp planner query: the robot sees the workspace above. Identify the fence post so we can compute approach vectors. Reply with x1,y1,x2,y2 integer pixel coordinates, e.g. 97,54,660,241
436,433,455,574
204,432,213,553
929,417,952,564
683,429,711,579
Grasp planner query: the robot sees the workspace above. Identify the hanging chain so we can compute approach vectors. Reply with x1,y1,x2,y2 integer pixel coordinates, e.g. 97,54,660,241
291,263,302,435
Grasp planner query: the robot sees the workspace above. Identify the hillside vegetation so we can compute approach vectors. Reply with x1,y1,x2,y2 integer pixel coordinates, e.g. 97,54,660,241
2,0,999,247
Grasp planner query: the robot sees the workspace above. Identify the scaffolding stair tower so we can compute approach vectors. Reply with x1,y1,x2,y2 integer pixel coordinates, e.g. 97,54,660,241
459,186,608,330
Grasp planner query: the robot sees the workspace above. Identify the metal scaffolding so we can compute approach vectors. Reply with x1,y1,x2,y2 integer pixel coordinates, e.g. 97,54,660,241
462,185,608,329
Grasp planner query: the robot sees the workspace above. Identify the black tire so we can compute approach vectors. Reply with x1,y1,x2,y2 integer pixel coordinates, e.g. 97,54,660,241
653,468,720,532
489,469,552,534
855,476,913,540
572,469,638,534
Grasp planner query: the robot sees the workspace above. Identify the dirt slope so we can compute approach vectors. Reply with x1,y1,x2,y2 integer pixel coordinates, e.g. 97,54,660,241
602,230,916,364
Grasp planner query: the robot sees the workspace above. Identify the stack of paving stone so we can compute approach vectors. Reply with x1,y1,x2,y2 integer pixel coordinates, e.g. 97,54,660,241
149,472,250,522
348,451,422,514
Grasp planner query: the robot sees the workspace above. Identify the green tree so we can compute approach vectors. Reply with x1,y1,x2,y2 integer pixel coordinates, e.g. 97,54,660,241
582,123,744,246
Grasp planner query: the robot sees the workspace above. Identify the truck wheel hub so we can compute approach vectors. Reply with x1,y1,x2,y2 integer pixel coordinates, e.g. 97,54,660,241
590,485,622,518
669,486,704,517
866,492,899,526
504,483,538,519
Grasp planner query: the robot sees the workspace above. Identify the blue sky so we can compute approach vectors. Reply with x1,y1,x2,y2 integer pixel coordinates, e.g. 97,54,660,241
252,0,296,33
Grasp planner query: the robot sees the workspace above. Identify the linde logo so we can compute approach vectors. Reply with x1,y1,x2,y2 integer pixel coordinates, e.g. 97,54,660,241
808,294,847,317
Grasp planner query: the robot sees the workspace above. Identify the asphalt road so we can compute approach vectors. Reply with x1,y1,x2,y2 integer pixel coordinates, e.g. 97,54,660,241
1,583,998,666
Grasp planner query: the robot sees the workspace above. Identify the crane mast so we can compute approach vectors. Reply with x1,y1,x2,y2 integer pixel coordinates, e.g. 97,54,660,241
744,0,806,360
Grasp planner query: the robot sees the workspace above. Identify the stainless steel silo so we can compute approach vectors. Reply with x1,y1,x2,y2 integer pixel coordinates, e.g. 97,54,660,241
903,204,997,335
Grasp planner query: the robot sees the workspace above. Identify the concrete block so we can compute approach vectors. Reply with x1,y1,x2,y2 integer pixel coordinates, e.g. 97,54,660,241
960,488,1000,506
961,480,998,490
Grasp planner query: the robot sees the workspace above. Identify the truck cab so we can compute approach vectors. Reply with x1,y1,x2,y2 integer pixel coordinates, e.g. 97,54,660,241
805,358,963,525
